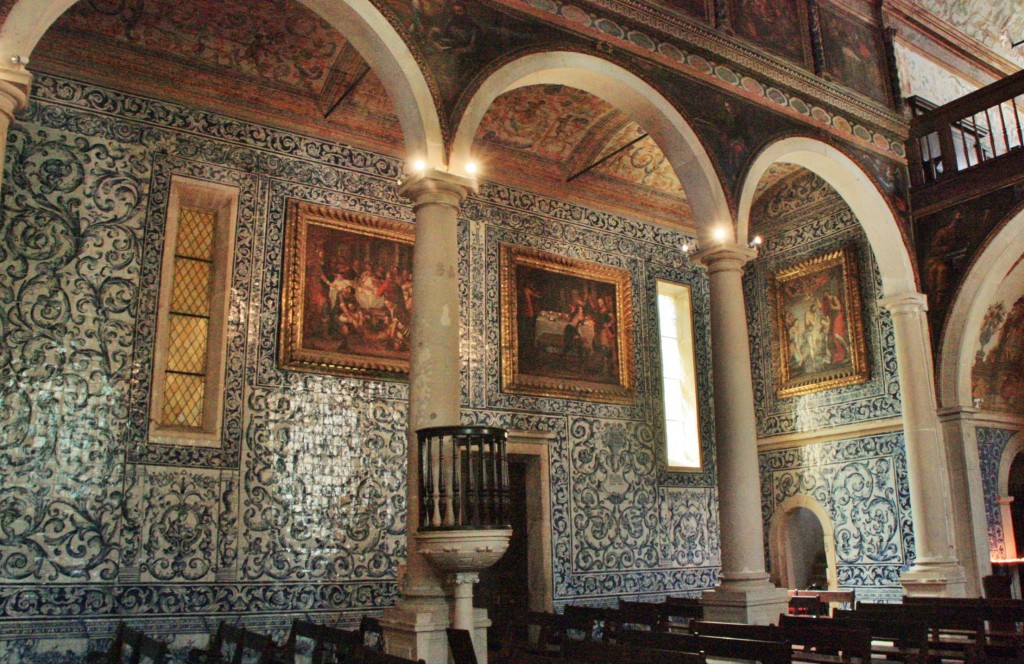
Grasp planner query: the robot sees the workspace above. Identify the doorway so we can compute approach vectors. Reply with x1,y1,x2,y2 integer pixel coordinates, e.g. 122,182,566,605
1009,452,1024,558
476,458,529,638
769,496,837,591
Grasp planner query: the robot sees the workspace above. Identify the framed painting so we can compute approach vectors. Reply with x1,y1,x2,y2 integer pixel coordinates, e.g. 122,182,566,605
728,0,811,67
818,5,890,104
500,244,636,404
772,245,869,398
279,200,414,379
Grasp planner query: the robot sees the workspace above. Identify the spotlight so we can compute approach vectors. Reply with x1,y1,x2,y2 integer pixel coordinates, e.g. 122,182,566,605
465,162,478,175
748,235,763,248
412,159,426,172
681,240,699,255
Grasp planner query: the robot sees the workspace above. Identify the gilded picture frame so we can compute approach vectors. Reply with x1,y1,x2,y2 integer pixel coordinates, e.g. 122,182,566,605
772,244,869,398
279,200,414,380
500,244,636,404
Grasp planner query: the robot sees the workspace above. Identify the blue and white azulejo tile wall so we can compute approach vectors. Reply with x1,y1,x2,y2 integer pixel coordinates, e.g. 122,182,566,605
0,74,720,660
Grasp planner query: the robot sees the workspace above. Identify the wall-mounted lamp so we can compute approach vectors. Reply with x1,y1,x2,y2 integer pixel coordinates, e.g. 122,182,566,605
465,161,478,175
748,235,763,249
9,55,27,65
681,239,699,255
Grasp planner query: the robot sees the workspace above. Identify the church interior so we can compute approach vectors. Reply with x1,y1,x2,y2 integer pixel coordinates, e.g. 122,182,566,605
0,0,1023,661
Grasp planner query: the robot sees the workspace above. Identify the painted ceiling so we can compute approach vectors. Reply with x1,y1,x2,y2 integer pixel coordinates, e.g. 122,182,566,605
33,0,693,227
911,0,1024,69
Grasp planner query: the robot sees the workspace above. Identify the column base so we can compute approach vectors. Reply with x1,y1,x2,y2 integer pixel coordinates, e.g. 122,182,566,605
702,581,790,625
900,560,968,597
381,597,450,664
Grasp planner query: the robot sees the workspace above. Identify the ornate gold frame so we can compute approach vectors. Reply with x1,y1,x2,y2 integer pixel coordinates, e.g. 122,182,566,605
500,244,636,404
278,199,414,380
772,244,869,398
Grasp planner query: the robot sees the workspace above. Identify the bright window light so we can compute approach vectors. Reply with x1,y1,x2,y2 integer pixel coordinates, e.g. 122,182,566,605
657,280,701,470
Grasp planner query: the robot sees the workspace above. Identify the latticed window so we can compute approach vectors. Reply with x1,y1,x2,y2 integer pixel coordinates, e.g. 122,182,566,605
162,207,215,428
656,280,702,470
151,179,238,443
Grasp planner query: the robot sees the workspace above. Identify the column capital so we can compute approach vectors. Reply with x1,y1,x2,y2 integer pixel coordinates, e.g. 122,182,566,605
399,169,477,211
696,243,757,274
0,67,32,119
879,290,928,316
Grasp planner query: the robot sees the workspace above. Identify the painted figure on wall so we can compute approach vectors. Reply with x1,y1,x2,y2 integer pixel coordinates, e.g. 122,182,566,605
515,266,620,384
303,223,413,356
973,296,1024,413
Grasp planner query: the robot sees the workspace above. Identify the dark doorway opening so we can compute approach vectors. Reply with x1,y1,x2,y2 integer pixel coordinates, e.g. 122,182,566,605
1009,452,1024,558
476,457,529,651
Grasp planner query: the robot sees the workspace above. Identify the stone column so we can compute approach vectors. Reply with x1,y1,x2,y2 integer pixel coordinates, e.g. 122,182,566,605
0,68,31,185
382,170,475,663
880,292,967,596
698,244,789,624
939,406,990,596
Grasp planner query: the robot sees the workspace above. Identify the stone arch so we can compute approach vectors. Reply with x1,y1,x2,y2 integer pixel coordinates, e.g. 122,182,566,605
0,0,445,166
937,204,1024,409
449,51,731,237
768,494,839,591
737,136,917,297
997,432,1024,559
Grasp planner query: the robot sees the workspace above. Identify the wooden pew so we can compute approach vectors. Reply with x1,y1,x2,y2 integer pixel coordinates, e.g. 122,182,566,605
187,622,278,664
276,619,362,664
777,615,872,663
618,628,793,664
831,608,930,662
504,611,593,659
86,622,168,664
561,639,706,664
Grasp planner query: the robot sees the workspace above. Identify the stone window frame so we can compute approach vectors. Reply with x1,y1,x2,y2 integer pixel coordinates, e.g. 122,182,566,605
149,177,239,447
656,279,703,471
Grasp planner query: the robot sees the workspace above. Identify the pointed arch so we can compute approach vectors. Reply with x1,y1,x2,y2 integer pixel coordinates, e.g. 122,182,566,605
937,204,1024,409
0,0,444,165
449,51,731,238
737,137,916,297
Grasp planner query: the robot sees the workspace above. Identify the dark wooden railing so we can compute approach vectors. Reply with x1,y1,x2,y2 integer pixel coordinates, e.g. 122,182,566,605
907,70,1024,190
417,426,510,530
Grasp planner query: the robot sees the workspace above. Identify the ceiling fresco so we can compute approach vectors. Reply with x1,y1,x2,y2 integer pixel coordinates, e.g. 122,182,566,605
911,0,1024,68
31,0,692,226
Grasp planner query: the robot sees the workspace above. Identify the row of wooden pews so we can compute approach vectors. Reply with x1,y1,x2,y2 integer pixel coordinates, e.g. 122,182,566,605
85,615,414,664
495,595,1024,664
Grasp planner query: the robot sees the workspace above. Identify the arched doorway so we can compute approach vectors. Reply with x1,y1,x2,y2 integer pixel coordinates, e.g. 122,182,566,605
769,496,838,592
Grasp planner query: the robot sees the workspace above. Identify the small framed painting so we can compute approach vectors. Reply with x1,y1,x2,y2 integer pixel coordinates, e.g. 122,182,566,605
500,244,635,404
772,244,869,397
279,200,414,380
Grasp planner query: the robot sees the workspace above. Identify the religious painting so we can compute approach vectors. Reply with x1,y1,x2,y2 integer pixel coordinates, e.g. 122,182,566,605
818,5,890,104
651,0,713,24
728,0,811,67
500,245,636,404
771,245,869,397
279,200,414,379
973,296,1024,414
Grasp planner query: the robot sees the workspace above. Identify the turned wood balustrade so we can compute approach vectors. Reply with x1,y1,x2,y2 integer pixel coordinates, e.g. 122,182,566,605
416,426,510,530
907,70,1024,212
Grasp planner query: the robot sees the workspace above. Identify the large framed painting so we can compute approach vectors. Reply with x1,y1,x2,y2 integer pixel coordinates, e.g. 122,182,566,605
772,245,869,398
818,5,890,105
279,200,414,380
728,0,811,67
500,245,636,404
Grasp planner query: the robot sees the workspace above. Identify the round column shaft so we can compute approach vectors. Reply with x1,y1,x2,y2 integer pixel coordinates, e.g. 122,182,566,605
400,170,475,598
701,244,768,584
0,72,31,185
881,292,966,595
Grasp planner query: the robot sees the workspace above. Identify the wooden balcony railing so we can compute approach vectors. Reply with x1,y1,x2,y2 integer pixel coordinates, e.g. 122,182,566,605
908,70,1024,192
417,426,510,531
